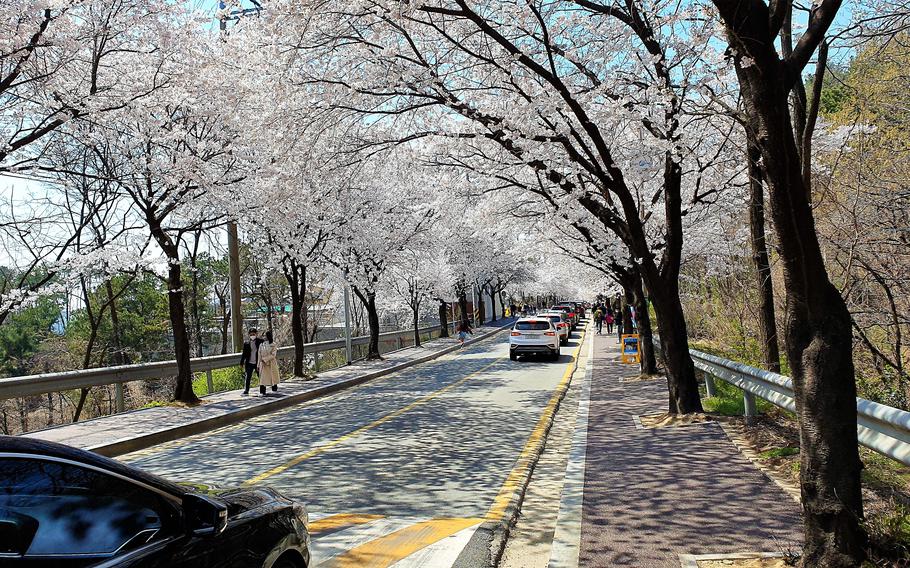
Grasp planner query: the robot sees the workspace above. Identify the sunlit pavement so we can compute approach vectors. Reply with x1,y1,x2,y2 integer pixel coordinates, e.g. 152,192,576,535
121,326,587,567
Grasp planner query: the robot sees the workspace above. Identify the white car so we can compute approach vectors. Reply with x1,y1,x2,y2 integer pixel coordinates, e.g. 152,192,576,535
538,311,571,345
510,317,561,361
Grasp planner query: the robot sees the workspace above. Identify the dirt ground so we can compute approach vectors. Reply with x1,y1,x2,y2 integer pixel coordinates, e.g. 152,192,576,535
697,558,788,568
638,411,714,428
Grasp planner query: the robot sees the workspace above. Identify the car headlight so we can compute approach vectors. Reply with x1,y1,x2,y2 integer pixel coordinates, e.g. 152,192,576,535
293,504,309,528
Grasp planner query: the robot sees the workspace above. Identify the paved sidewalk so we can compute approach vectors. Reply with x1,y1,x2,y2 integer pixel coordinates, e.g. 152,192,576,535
25,321,512,456
577,334,802,566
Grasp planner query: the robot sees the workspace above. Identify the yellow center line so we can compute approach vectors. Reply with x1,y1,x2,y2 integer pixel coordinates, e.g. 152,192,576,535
243,356,506,486
484,327,588,521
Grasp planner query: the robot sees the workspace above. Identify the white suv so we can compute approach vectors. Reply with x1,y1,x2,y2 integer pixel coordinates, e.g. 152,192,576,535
510,318,561,361
538,312,571,345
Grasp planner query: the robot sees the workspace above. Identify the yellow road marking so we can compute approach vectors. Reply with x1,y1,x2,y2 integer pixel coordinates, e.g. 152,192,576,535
243,356,505,485
324,517,483,568
309,513,386,535
484,328,588,521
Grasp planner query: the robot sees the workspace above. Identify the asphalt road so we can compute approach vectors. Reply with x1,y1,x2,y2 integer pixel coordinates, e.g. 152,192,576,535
121,326,586,568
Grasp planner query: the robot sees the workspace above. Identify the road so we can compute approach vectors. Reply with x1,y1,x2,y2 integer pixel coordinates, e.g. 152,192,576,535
121,325,587,568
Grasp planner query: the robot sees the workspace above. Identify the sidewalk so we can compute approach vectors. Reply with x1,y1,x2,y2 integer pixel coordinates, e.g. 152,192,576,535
576,334,802,566
25,320,512,457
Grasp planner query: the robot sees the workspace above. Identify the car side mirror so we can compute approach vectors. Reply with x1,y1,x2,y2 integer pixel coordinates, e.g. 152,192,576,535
183,493,228,537
0,509,38,556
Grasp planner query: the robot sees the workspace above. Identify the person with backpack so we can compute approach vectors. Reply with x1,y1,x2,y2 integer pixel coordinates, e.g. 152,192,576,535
614,308,624,343
593,306,604,334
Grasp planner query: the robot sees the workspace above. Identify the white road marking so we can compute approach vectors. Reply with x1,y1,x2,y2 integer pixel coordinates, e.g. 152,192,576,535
311,517,424,566
387,521,482,568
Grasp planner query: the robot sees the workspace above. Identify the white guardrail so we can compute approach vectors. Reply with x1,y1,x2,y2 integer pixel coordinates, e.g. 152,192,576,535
686,347,910,466
0,323,455,401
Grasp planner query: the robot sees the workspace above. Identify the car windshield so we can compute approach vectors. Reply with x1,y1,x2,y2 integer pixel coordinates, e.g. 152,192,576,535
545,316,561,323
515,321,551,331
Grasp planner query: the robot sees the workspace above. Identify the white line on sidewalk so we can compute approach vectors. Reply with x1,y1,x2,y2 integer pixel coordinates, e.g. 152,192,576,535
547,333,595,568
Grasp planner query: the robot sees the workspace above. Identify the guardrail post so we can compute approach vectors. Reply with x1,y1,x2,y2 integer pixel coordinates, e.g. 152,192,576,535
205,370,214,394
313,352,320,372
743,389,756,421
704,374,717,398
115,383,125,413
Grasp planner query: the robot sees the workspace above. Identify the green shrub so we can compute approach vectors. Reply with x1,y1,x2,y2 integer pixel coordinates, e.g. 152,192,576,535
700,378,774,416
192,367,247,396
759,447,799,459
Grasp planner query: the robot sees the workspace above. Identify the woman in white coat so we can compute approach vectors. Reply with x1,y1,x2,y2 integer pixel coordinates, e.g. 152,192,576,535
257,330,280,394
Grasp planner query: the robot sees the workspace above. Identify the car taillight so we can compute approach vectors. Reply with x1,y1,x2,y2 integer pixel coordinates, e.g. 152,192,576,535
545,331,556,336
511,331,521,336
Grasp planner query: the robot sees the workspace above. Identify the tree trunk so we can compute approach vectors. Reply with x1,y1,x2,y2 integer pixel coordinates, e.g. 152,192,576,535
499,291,507,318
476,286,485,325
648,281,703,414
458,288,470,329
220,304,229,355
412,307,421,348
166,259,198,404
732,54,865,564
489,287,497,323
747,137,782,373
353,286,381,359
438,300,449,337
73,278,101,423
631,272,658,376
190,263,204,358
105,280,127,366
285,261,307,377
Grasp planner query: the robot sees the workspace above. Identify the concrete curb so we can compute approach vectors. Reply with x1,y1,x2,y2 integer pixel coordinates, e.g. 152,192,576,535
73,323,513,457
485,324,589,567
547,332,595,568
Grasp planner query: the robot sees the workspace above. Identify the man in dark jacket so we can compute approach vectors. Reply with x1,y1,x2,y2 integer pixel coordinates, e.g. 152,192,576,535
239,328,264,395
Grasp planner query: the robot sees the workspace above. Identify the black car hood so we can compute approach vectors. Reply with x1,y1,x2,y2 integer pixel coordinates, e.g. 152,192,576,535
179,482,286,516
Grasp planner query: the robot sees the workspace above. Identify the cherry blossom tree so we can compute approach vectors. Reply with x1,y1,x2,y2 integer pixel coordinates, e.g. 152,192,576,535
709,0,867,561
256,0,747,415
1,1,175,172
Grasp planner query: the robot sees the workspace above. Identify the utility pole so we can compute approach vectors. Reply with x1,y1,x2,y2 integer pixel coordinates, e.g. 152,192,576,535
228,222,243,352
218,2,262,352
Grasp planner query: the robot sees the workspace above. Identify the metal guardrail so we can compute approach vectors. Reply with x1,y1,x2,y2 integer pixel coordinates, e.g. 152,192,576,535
685,347,910,466
0,323,454,400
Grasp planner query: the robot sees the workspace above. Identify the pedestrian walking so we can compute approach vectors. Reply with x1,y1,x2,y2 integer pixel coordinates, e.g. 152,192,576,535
239,328,264,395
614,309,624,343
593,306,604,334
257,330,280,395
606,309,614,334
456,320,474,347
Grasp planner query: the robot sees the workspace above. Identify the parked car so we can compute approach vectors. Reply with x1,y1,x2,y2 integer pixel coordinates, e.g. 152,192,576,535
0,436,310,568
509,317,561,361
538,312,571,345
550,305,578,328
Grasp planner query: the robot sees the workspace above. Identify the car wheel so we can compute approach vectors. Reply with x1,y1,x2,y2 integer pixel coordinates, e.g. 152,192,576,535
272,556,302,568
551,350,560,361
510,352,517,361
